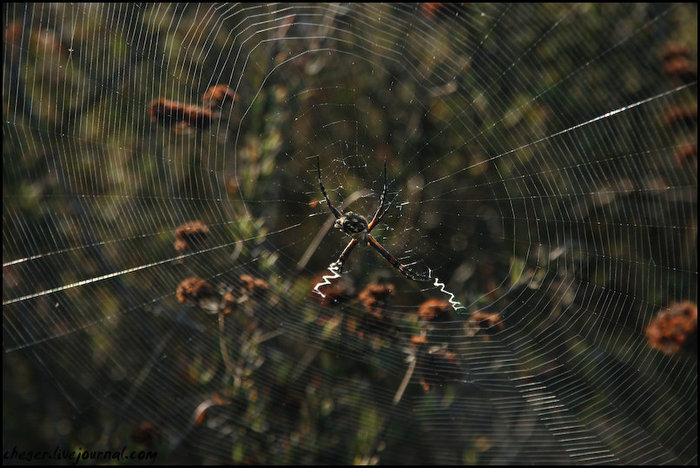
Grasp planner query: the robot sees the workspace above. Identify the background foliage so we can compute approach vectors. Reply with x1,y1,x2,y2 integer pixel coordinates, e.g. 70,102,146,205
3,3,697,464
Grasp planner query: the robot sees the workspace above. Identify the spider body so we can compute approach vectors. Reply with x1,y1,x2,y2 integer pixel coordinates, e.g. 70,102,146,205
334,211,369,241
316,157,430,282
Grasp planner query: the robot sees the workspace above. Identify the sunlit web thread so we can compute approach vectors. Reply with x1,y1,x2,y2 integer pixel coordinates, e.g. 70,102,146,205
2,222,303,306
312,262,341,298
423,81,697,188
429,270,466,311
313,262,465,312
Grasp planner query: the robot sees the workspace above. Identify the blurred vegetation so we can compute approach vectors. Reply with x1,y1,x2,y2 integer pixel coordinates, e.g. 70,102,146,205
3,3,697,465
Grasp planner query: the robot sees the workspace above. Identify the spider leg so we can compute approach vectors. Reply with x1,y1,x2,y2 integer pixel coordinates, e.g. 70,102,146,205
317,156,343,219
331,238,359,273
367,233,432,282
367,159,388,232
368,190,401,236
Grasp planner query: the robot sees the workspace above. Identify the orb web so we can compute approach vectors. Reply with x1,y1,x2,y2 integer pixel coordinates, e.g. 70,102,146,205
3,3,697,464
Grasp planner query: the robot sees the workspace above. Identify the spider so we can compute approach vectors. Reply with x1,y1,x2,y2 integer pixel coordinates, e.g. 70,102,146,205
316,156,431,282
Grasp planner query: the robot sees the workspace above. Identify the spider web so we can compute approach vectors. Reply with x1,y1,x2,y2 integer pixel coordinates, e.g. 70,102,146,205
3,3,697,464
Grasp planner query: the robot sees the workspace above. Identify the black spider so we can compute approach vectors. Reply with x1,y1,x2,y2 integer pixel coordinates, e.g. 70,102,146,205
316,157,430,282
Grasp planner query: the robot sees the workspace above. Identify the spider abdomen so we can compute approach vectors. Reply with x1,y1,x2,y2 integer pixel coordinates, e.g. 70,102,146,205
335,211,368,237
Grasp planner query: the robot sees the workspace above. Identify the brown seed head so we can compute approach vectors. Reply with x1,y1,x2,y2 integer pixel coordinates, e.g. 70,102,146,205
358,283,394,313
676,142,697,166
5,20,22,46
421,3,443,18
410,334,428,347
467,311,505,341
663,56,697,82
176,277,215,303
202,84,238,109
646,301,697,355
239,274,270,295
418,298,451,321
147,98,215,130
221,291,237,315
353,284,396,341
660,42,691,61
174,220,210,252
663,105,697,128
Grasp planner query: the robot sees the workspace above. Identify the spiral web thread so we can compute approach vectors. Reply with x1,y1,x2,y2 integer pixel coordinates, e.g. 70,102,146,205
3,3,697,464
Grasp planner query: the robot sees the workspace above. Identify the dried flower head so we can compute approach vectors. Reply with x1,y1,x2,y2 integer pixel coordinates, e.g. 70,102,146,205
663,56,697,83
660,42,691,62
358,283,394,313
34,29,64,57
239,274,270,295
221,292,238,315
421,3,444,18
663,105,697,128
676,142,697,166
5,20,22,46
410,333,428,347
202,84,238,109
174,220,210,252
646,301,697,355
147,98,215,132
176,277,216,304
418,298,451,321
351,284,397,341
421,2,466,19
466,310,505,341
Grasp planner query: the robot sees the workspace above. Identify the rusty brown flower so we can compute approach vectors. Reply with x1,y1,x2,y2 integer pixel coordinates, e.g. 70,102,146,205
176,277,216,304
676,142,697,166
5,20,22,46
147,98,215,132
466,310,505,341
646,301,697,355
202,84,238,109
418,298,451,321
663,56,697,83
358,283,394,313
221,291,238,315
240,274,270,295
174,220,210,252
663,105,697,128
410,333,428,347
421,3,443,18
351,284,396,341
660,42,691,62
